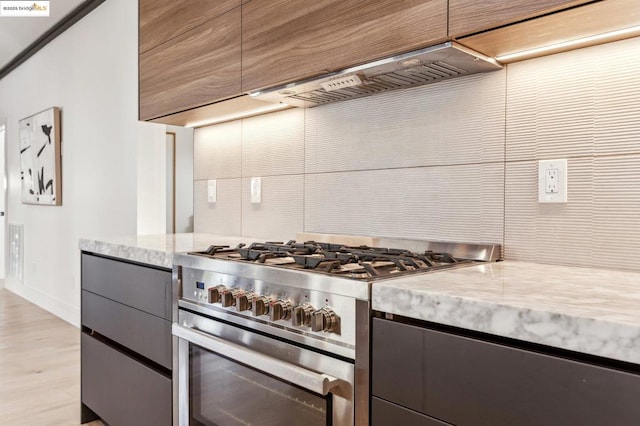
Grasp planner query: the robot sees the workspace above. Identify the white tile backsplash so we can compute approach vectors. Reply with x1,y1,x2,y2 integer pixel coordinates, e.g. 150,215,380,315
242,108,305,177
241,175,304,240
507,37,640,162
194,120,242,179
305,163,504,244
593,154,640,271
502,37,640,270
305,71,506,173
505,159,595,266
194,179,241,236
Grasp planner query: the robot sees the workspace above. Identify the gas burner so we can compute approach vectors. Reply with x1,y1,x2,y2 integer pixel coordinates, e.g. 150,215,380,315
189,240,473,280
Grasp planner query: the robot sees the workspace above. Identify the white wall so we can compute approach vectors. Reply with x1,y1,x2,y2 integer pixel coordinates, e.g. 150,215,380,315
137,121,167,235
169,125,194,233
137,123,193,235
0,123,5,279
0,0,138,325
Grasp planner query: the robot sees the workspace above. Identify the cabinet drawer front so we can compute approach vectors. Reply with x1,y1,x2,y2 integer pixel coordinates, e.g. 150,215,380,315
81,253,171,319
81,333,171,426
139,7,241,120
82,291,172,369
372,397,451,426
372,318,640,425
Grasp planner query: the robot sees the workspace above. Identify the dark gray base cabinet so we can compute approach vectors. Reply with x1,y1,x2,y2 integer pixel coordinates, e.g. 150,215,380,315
82,334,171,425
372,397,452,426
81,253,172,426
372,317,640,426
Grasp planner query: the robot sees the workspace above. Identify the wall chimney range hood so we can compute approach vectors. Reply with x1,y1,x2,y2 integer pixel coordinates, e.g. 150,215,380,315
249,41,502,108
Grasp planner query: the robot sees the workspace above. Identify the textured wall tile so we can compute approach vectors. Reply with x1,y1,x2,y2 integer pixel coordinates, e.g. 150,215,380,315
507,37,640,162
194,121,241,180
241,175,304,240
305,163,504,244
593,154,640,271
193,179,241,235
504,159,594,266
242,108,305,177
305,70,506,173
504,37,640,269
593,38,640,156
506,50,595,162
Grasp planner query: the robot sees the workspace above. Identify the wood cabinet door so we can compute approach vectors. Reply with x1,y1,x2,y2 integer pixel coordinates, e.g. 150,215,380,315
139,7,241,121
449,0,591,38
241,0,447,92
139,0,239,54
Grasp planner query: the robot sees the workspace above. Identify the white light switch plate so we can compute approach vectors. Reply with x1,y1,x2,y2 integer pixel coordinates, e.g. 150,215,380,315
207,179,217,203
250,177,262,204
538,159,567,203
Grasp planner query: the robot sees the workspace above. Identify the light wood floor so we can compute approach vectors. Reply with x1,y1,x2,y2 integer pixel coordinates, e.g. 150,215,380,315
0,287,103,425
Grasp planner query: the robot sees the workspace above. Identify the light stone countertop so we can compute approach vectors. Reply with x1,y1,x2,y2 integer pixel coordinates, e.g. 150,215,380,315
372,260,640,364
79,233,248,269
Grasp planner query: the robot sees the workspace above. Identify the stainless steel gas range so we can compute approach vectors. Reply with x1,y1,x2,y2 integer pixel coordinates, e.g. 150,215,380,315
171,238,500,426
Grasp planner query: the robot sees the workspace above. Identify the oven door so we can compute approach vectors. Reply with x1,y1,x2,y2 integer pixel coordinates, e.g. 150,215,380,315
172,313,355,426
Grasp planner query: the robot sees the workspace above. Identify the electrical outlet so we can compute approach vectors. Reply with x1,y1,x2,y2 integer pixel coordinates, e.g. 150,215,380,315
546,169,559,193
538,159,567,203
207,180,217,203
250,177,262,204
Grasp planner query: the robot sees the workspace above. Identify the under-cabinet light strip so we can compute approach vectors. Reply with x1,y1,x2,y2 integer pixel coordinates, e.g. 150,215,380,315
496,25,640,62
185,103,289,128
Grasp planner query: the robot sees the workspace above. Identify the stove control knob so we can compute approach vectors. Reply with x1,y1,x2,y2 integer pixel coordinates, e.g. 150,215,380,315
252,296,271,317
221,289,241,307
292,303,315,327
207,285,226,304
235,292,255,312
311,307,338,333
269,299,292,321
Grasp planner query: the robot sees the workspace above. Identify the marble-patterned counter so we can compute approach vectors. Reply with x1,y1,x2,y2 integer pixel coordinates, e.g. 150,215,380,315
79,233,246,269
372,261,640,364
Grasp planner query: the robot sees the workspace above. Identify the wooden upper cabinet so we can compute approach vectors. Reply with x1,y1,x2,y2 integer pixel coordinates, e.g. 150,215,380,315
449,0,592,38
458,0,640,62
139,8,241,121
241,0,448,92
139,0,239,54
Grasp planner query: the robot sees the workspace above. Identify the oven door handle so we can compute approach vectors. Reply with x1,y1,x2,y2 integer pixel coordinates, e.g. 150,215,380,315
172,323,342,396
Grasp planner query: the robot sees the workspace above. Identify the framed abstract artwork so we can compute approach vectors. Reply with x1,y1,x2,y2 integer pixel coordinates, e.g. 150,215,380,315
19,107,62,205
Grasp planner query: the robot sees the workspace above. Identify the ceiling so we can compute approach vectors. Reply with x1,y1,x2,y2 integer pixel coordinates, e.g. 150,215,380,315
0,0,86,72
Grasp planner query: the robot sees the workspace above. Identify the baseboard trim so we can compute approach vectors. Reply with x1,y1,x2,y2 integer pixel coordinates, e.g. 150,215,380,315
4,281,80,327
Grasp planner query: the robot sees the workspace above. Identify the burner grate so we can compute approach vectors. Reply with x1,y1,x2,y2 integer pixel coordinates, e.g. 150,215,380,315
190,240,469,280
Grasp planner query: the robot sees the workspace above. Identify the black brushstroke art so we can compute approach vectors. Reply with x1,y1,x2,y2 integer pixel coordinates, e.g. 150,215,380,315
19,109,60,205
36,167,54,195
37,124,53,158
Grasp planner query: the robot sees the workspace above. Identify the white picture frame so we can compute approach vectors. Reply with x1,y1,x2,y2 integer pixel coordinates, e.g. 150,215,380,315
19,107,62,205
